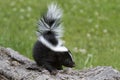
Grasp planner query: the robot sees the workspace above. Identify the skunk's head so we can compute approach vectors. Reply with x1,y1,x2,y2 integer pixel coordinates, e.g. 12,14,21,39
60,51,75,67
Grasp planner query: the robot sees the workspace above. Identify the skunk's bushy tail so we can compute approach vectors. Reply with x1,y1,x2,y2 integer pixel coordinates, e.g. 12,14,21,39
37,3,63,38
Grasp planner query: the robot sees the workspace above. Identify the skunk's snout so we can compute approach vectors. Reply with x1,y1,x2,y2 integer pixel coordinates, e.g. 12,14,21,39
61,51,75,67
63,58,75,67
69,61,75,67
71,62,75,67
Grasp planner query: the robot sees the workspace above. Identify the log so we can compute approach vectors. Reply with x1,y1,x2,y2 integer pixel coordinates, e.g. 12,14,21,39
0,47,120,80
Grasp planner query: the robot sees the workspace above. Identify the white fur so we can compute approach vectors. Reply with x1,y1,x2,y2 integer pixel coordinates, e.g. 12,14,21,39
47,3,62,20
38,36,68,52
68,52,74,61
47,3,63,38
37,3,63,38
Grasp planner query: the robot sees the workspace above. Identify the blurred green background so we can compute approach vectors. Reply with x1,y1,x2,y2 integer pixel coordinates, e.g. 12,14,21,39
0,0,120,70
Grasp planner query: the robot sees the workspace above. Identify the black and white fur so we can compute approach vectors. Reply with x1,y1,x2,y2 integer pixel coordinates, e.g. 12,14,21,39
33,3,75,75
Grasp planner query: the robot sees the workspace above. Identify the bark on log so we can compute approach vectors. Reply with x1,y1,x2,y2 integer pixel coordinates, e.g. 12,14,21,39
0,47,120,80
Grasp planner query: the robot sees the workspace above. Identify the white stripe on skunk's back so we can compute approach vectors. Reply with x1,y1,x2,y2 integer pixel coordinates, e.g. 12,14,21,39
38,36,68,52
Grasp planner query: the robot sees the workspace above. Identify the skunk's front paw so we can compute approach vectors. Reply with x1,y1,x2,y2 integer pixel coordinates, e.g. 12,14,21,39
50,70,58,75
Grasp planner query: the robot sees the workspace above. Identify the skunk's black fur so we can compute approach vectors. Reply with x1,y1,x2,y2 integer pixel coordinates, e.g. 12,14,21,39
33,3,75,75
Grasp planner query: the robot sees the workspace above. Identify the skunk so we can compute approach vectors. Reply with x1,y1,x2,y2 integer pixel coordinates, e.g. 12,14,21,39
33,3,75,75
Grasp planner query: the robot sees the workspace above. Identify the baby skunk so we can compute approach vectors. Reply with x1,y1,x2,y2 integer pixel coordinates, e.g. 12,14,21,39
33,3,75,75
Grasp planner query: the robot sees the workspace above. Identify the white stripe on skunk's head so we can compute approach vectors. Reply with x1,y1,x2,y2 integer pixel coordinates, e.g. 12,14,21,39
38,36,68,52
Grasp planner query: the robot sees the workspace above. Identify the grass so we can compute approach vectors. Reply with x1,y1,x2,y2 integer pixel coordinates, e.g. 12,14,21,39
0,0,120,70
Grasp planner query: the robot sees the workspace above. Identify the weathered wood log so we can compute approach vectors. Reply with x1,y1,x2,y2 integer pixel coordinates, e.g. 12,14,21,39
0,47,120,80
